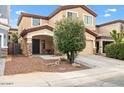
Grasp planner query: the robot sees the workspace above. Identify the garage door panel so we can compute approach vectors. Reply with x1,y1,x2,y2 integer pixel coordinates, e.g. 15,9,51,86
79,40,93,55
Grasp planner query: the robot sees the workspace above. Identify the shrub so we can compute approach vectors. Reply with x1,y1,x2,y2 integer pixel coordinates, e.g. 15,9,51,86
105,43,124,60
54,17,86,64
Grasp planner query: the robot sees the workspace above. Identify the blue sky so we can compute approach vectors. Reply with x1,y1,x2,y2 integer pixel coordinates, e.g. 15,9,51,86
10,5,124,28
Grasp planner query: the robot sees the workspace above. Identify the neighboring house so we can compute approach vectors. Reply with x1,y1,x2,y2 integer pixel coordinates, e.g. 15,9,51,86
17,5,98,56
0,5,10,57
8,28,18,43
96,20,124,54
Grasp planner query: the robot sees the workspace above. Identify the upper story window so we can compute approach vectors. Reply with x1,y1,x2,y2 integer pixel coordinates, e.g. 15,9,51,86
66,11,78,18
84,15,93,26
121,24,124,31
32,18,40,26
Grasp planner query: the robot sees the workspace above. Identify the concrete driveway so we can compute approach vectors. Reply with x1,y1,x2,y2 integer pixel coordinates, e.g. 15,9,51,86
0,55,124,87
76,55,124,68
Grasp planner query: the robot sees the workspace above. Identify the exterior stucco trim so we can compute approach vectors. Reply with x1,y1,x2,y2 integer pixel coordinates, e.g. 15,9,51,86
96,36,112,39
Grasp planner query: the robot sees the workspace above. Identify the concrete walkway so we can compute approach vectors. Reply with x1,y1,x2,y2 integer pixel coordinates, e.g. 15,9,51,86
38,55,62,60
76,55,124,68
0,58,5,76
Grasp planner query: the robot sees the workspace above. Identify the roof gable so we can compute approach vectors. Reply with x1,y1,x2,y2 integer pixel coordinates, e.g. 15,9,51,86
17,5,97,26
97,20,124,27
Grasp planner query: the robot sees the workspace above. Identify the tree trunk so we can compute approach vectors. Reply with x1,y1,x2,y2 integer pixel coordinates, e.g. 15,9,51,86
66,51,75,64
70,51,75,64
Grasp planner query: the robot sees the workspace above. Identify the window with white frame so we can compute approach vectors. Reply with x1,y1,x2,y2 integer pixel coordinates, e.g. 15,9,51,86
121,24,124,31
32,18,40,26
84,15,93,25
67,11,78,18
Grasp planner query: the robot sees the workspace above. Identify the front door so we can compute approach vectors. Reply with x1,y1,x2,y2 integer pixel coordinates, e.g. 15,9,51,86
32,39,40,54
96,41,99,53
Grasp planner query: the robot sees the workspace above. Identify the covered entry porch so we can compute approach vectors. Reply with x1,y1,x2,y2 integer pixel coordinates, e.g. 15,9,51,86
32,35,54,54
20,25,55,56
96,36,114,54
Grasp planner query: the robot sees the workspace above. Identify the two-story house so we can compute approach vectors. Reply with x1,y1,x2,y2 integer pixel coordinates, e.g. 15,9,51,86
17,5,98,56
96,20,124,54
0,5,10,57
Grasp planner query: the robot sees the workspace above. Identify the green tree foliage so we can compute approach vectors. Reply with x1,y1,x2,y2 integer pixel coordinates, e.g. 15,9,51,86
110,30,124,44
54,17,86,64
11,33,18,43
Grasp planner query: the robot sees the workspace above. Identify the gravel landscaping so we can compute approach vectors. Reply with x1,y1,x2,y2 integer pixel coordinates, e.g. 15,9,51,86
4,55,89,75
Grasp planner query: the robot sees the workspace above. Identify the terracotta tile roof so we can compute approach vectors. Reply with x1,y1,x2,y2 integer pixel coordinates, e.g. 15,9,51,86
17,5,97,26
85,28,98,37
20,25,98,37
96,20,124,27
20,25,53,37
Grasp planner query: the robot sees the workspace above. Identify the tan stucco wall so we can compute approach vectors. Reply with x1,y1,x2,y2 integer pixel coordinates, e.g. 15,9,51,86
97,22,122,36
49,7,96,30
49,11,64,27
18,17,31,36
18,17,31,44
18,17,49,43
79,40,93,55
79,31,96,55
21,38,27,55
26,29,53,39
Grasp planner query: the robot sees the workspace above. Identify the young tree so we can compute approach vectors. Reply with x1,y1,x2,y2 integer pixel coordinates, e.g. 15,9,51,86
110,30,124,44
11,33,18,43
54,17,86,64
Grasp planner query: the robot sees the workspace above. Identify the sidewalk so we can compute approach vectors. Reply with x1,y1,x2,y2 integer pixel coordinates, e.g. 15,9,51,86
0,65,124,86
0,58,5,76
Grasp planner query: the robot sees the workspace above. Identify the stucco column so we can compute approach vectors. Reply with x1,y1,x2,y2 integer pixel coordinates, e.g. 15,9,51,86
27,38,32,56
93,40,96,54
99,40,103,54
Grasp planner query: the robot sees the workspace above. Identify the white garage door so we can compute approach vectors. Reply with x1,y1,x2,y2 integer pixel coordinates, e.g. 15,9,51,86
79,40,93,55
